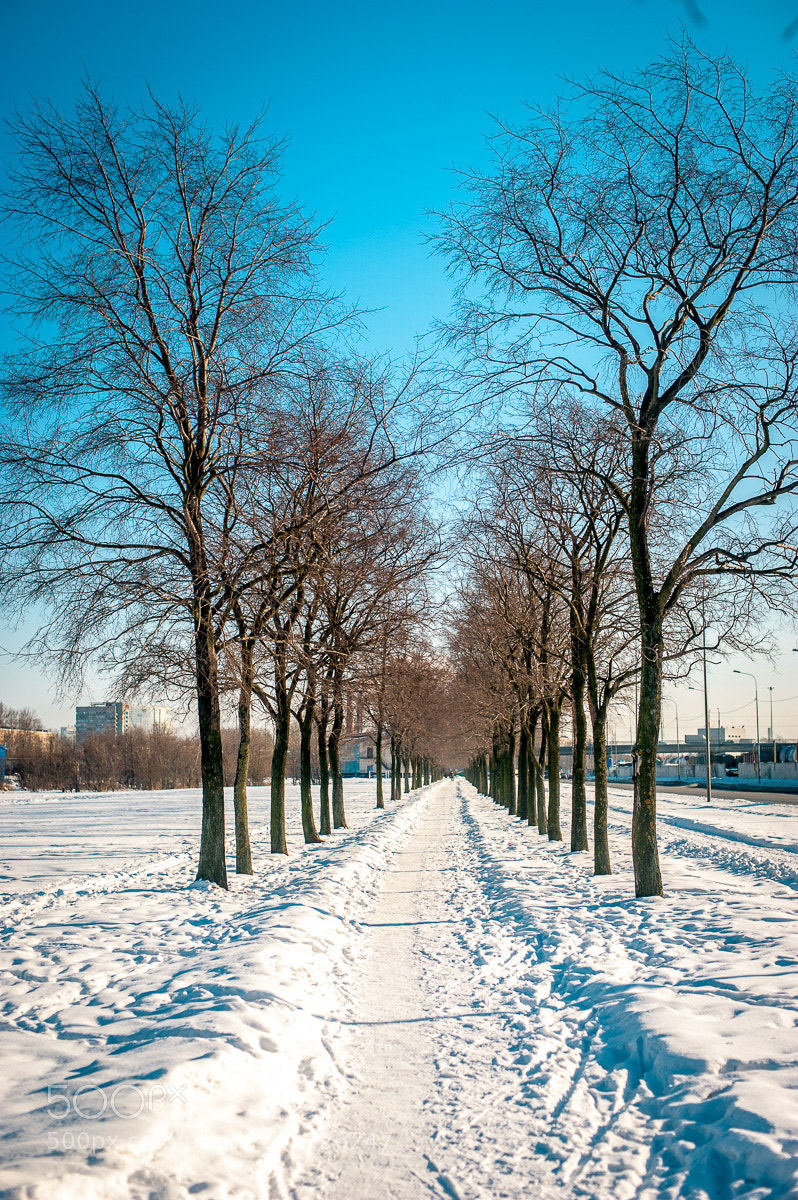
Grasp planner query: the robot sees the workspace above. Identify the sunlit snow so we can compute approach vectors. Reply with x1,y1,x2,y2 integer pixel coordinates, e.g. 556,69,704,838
0,779,796,1198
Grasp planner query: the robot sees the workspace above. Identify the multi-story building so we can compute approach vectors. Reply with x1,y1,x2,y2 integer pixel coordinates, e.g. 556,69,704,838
0,727,55,748
129,705,172,734
684,727,726,745
75,702,129,741
75,703,172,741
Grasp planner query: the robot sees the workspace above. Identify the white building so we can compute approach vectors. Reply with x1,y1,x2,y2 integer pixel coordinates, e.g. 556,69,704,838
129,705,172,734
685,727,726,745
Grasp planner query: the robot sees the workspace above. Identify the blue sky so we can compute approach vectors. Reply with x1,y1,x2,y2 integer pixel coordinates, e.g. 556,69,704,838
2,0,798,733
5,0,796,359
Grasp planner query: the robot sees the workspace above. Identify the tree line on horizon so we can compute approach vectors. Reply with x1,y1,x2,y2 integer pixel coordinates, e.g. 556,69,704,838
0,711,270,793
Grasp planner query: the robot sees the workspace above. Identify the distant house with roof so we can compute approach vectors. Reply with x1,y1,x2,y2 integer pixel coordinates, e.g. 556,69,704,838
339,731,390,778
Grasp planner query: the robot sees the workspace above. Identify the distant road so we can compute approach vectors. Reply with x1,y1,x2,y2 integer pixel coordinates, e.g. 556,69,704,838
607,780,798,806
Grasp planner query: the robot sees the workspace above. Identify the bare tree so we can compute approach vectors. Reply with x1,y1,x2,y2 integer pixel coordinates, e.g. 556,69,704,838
382,642,459,785
484,405,636,867
315,466,440,828
0,86,344,887
436,44,798,895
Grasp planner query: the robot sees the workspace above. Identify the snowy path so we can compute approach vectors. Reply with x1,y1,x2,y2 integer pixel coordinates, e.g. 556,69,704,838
292,781,643,1200
293,787,537,1199
0,783,432,1199
291,780,798,1200
293,795,448,1198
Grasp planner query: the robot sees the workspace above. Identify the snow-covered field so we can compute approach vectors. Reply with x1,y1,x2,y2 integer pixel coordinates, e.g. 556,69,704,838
0,779,796,1198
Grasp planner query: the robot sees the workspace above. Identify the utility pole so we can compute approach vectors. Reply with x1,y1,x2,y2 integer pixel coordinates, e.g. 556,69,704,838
769,685,775,770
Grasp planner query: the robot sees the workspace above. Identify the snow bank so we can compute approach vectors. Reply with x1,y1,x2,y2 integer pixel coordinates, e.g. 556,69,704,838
0,781,433,1199
455,780,798,1198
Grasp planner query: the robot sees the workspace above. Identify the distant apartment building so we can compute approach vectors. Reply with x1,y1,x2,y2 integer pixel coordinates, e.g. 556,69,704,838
75,702,172,741
128,705,172,734
75,702,129,740
0,727,55,750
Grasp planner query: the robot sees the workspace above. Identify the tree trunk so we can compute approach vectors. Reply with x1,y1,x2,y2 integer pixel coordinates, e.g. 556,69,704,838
375,725,384,809
570,675,589,852
329,689,348,829
592,705,612,875
491,732,500,803
536,717,548,834
526,712,542,829
390,735,398,801
317,702,331,835
270,657,290,855
299,698,322,844
192,567,227,888
404,756,410,794
517,717,529,821
546,702,563,841
634,619,664,896
629,435,664,897
233,638,254,874
505,728,517,815
569,570,589,852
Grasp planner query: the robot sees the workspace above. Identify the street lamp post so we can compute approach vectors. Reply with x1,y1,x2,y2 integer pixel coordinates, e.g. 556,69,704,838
734,669,761,784
769,685,775,771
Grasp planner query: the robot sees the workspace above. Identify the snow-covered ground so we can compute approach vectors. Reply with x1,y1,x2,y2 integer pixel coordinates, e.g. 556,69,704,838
0,779,796,1198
